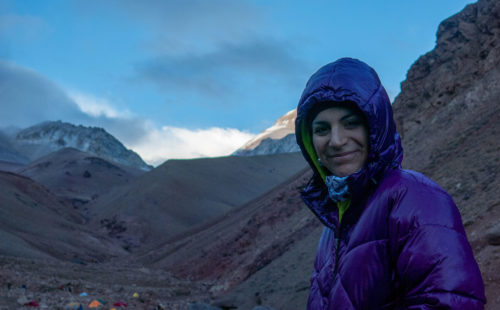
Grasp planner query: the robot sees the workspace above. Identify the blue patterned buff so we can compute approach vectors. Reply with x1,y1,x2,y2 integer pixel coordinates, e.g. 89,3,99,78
325,174,349,202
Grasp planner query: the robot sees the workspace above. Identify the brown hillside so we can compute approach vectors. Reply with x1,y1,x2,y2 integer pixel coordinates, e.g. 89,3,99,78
131,168,319,306
0,171,126,262
16,147,144,211
88,152,307,250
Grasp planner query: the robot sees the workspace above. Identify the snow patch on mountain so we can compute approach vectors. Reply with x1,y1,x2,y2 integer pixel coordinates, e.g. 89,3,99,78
233,109,299,156
13,121,151,171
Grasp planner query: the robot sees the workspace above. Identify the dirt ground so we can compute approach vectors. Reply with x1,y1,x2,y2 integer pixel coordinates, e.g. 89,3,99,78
0,255,213,310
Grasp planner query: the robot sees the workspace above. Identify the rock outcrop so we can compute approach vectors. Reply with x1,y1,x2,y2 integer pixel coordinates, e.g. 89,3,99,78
393,0,500,307
393,0,499,225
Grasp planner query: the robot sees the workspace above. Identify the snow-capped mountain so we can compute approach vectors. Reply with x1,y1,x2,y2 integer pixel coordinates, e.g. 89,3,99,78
233,109,300,156
11,121,151,171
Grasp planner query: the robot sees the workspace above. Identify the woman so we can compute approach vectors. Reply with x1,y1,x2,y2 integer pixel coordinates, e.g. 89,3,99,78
295,58,486,309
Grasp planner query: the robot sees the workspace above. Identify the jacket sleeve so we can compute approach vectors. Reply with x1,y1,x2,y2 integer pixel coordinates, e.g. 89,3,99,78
389,178,486,309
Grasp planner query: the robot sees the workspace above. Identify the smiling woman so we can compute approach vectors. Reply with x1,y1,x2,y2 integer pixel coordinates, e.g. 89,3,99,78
310,103,369,178
294,58,485,309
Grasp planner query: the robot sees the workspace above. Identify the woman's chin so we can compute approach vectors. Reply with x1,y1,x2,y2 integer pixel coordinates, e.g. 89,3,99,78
327,165,361,178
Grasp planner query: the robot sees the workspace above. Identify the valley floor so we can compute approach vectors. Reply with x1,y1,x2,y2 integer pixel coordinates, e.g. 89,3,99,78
0,255,213,310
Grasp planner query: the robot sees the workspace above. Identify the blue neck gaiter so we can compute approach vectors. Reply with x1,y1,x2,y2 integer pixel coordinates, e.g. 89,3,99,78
325,174,349,202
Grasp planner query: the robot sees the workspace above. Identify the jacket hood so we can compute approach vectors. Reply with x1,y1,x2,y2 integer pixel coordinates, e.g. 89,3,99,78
295,58,403,220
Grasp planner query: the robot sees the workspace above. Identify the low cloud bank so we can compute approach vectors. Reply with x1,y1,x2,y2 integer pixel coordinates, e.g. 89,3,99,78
130,126,255,166
0,61,256,166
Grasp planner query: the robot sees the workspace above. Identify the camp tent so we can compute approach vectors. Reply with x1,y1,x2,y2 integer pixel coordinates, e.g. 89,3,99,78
65,302,83,310
88,299,105,308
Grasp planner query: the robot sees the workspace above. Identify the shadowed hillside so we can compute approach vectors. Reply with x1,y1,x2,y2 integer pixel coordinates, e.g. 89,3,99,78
0,171,126,262
87,152,307,250
132,168,315,287
16,147,144,212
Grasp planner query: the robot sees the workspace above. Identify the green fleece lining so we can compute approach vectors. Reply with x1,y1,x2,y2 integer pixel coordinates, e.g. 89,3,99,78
337,199,350,224
300,120,327,180
300,119,351,224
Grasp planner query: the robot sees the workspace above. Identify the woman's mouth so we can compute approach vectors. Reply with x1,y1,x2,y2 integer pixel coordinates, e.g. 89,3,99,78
326,151,359,163
331,151,357,158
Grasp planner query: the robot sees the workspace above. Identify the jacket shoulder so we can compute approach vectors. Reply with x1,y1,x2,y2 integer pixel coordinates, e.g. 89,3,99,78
381,170,486,306
378,169,466,235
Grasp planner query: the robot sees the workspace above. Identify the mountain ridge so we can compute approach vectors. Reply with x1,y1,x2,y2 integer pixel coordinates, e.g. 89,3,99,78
233,109,297,156
1,120,152,171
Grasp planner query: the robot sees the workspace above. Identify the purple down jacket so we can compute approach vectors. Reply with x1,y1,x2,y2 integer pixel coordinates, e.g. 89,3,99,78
295,58,486,309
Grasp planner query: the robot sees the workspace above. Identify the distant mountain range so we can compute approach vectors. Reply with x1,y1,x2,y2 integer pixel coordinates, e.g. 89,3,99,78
0,121,151,171
0,115,301,171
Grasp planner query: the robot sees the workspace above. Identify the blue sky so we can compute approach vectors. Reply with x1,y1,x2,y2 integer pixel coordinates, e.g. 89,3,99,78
0,0,473,165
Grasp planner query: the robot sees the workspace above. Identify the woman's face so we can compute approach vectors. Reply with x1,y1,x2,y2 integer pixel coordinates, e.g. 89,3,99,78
311,106,369,177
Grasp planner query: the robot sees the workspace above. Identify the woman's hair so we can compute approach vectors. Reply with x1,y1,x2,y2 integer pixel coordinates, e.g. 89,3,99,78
305,100,368,132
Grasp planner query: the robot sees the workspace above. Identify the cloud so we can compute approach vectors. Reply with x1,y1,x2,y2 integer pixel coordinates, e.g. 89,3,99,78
130,126,256,166
0,61,255,165
71,0,263,57
73,0,307,107
68,91,132,119
112,0,306,102
0,60,87,128
113,0,262,51
0,60,150,144
135,38,306,102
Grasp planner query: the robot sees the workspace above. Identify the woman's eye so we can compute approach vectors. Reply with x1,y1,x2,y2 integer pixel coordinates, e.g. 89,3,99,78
345,118,362,128
313,126,329,135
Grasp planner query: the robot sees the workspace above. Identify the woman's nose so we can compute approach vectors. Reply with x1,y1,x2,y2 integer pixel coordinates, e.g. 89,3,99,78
328,127,346,147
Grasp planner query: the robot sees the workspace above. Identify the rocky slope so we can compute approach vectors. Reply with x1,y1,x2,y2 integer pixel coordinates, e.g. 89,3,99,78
234,109,298,156
392,0,500,307
10,121,151,171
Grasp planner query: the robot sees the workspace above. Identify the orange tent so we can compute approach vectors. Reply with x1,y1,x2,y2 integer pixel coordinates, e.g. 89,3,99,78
88,299,104,308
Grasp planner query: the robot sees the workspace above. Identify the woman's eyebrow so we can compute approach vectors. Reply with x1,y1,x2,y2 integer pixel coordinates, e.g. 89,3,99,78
340,113,357,120
312,112,360,125
312,120,329,126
